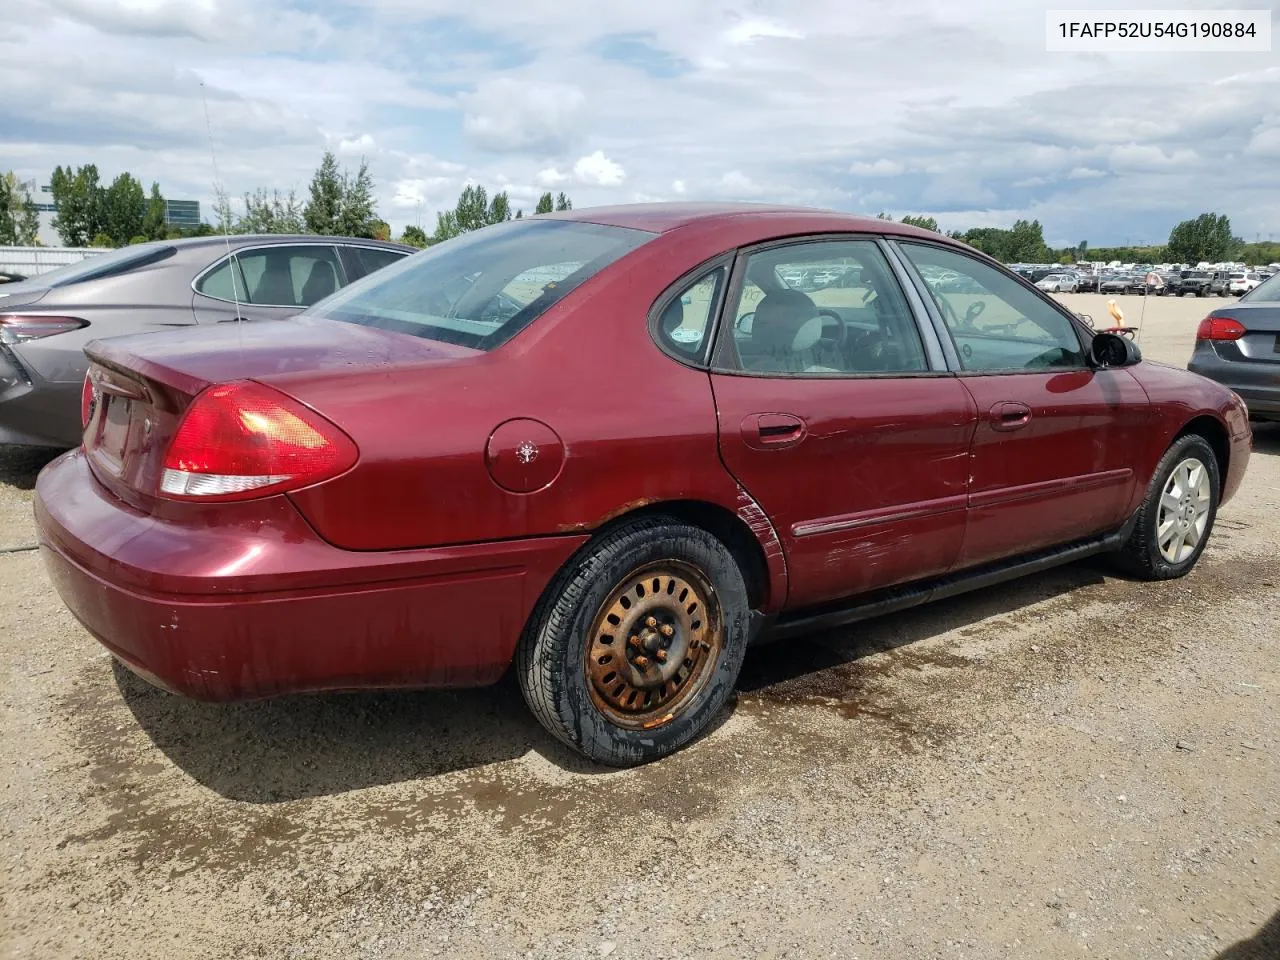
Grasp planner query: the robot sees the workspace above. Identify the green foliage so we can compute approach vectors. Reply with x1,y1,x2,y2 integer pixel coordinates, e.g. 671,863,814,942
487,191,512,224
400,224,429,247
534,192,554,214
89,232,113,248
142,182,167,241
304,152,344,235
454,185,490,233
336,159,378,238
555,192,571,211
213,185,235,234
900,214,938,232
432,210,461,244
49,164,106,246
0,171,41,245
875,211,894,221
128,235,149,245
239,187,304,234
103,172,145,245
953,219,1049,262
515,209,524,219
1166,212,1233,264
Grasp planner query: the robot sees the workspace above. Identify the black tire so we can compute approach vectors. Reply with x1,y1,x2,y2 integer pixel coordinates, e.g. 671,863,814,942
1113,434,1220,581
517,517,750,766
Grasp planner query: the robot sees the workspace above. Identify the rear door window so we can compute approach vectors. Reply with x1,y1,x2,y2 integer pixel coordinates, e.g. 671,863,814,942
197,245,344,307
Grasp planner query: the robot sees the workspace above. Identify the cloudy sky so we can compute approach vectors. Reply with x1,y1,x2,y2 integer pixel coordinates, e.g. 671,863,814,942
2,0,1277,246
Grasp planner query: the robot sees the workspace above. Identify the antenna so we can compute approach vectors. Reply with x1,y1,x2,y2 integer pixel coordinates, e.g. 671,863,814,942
200,82,244,324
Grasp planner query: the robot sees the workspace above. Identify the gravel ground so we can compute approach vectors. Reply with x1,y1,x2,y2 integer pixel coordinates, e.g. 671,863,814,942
2,293,1277,959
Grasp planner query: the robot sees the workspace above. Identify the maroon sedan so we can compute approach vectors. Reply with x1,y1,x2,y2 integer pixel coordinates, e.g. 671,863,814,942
35,204,1251,765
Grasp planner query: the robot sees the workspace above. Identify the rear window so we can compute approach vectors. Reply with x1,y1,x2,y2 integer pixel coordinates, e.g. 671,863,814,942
315,219,654,350
32,244,177,288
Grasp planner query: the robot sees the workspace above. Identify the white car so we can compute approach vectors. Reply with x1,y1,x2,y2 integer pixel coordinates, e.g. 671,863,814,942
1035,273,1079,293
1228,272,1261,296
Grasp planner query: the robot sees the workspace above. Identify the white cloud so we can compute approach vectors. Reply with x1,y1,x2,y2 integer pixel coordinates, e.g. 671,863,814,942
572,150,625,187
850,159,903,177
1067,167,1107,180
536,166,568,186
727,18,804,45
338,133,377,155
460,78,584,153
671,179,686,194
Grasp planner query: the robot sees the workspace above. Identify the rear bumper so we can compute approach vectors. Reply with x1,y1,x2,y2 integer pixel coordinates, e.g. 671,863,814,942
1189,348,1280,420
34,450,588,700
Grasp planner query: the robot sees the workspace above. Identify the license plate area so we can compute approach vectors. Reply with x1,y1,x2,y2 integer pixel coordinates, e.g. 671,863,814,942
97,395,132,469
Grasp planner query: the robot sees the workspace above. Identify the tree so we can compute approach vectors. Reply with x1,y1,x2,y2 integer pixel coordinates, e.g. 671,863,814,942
103,172,145,245
401,224,428,247
1006,219,1050,262
213,184,235,234
454,185,489,233
89,232,113,248
515,209,524,219
0,172,40,245
238,187,304,234
555,192,572,211
304,151,344,235
875,211,893,221
486,191,512,225
336,159,378,238
900,214,938,232
432,210,461,244
1166,213,1233,264
49,164,105,246
142,182,167,241
535,192,554,214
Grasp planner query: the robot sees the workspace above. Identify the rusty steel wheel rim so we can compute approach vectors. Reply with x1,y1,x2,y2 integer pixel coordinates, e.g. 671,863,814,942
585,560,723,731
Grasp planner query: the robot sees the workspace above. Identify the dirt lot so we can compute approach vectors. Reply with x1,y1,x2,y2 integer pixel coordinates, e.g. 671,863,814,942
2,293,1277,960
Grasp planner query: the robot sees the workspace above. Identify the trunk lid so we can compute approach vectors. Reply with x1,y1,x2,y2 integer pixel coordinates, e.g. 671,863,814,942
82,316,481,510
1207,302,1280,364
0,281,51,310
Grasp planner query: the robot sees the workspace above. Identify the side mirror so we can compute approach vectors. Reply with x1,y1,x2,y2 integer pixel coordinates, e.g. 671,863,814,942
1090,331,1142,368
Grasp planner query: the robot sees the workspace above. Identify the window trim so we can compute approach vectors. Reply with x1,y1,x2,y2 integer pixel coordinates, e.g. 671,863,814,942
191,242,388,308
887,237,1094,376
706,232,951,380
646,253,735,369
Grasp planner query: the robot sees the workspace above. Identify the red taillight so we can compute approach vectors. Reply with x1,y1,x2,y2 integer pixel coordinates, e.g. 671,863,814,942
159,381,357,501
1196,316,1246,341
80,371,95,428
0,314,87,344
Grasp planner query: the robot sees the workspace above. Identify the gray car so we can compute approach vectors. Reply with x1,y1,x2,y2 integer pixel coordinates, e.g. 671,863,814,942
0,235,414,447
1188,271,1280,422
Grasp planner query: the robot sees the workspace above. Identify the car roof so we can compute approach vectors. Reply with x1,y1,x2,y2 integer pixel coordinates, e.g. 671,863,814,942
539,202,943,239
163,235,415,252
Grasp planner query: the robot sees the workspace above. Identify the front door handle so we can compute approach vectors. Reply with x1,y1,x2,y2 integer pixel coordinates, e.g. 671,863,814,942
742,413,807,450
989,401,1033,432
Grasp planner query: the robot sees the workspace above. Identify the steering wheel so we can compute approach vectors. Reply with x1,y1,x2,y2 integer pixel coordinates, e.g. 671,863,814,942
734,311,754,335
815,309,848,349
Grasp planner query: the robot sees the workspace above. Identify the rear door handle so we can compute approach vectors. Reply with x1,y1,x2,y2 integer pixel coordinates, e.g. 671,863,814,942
989,401,1033,432
742,413,807,450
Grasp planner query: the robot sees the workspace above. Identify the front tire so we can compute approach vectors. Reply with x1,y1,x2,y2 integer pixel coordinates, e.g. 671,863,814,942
517,517,750,766
1113,434,1220,581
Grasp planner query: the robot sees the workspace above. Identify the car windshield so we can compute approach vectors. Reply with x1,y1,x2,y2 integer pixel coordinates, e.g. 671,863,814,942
1246,271,1280,302
26,243,177,288
316,219,654,350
